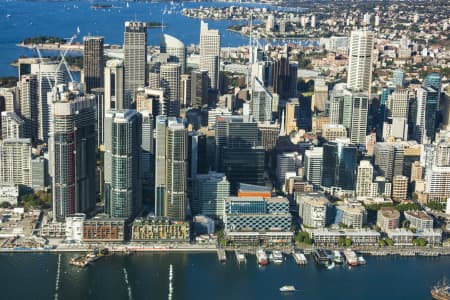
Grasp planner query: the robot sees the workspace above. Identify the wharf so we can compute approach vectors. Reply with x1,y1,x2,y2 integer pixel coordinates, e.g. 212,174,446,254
217,249,226,262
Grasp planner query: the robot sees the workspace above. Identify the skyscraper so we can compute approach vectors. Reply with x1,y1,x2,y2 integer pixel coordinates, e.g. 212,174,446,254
190,69,208,108
104,110,142,219
304,147,323,188
356,160,375,197
140,111,154,196
321,139,358,193
193,172,230,219
104,59,125,110
416,86,439,143
0,138,32,189
251,77,273,122
18,74,38,141
1,111,24,139
124,21,148,103
155,115,167,217
50,92,97,221
200,21,221,90
166,118,188,221
349,94,369,145
160,63,181,117
160,33,186,74
83,36,104,92
347,30,374,93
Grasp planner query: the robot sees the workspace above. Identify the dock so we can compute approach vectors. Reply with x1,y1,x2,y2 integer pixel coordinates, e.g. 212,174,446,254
217,249,226,263
293,251,308,265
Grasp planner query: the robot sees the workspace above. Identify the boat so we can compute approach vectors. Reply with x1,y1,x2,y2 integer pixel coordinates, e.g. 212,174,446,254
333,250,343,264
256,249,268,266
280,285,296,292
270,250,283,264
91,4,113,9
327,261,335,270
431,276,449,300
235,251,246,264
293,250,307,265
357,256,366,265
313,249,332,267
343,248,358,266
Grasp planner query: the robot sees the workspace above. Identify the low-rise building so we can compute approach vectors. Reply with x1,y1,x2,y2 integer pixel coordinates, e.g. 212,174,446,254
0,185,19,206
297,192,331,228
376,207,400,231
83,217,125,242
131,218,190,242
404,210,433,230
334,202,367,229
305,228,380,246
65,213,86,243
386,228,442,246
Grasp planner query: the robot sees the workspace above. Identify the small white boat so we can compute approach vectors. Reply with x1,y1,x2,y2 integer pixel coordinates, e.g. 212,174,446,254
358,256,366,265
271,251,283,264
327,261,335,270
333,250,343,264
280,285,296,292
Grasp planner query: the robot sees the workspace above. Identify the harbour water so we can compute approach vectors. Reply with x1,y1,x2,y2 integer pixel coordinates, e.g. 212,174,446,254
0,1,259,77
0,253,449,299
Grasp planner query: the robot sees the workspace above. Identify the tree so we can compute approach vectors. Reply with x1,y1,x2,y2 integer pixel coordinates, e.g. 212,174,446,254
378,239,386,247
0,202,11,208
345,238,352,247
338,237,346,247
385,238,394,247
425,201,444,211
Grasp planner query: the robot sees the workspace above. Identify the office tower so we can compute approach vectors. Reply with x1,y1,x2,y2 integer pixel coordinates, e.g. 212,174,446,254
215,115,259,171
166,118,188,221
31,61,67,143
410,161,423,183
0,138,32,189
328,83,353,125
199,21,221,90
312,78,328,112
18,74,38,141
386,88,409,120
31,156,49,191
415,87,439,144
276,152,300,185
304,147,323,188
124,21,148,103
104,59,125,110
160,33,186,74
148,72,160,89
251,77,273,122
356,160,375,197
423,72,442,92
180,74,191,108
347,30,374,93
50,93,96,221
141,111,154,196
187,131,207,182
1,111,24,139
272,55,297,100
322,124,347,141
207,107,231,129
258,122,280,151
154,115,167,216
393,69,405,88
373,143,404,180
285,98,299,134
136,87,166,116
266,14,275,31
349,94,369,145
321,139,358,193
104,110,142,219
83,36,104,92
193,172,229,219
90,88,105,147
190,69,208,108
298,96,312,131
160,63,181,117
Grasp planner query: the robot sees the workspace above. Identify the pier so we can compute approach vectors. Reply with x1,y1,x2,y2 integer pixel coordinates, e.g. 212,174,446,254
217,249,226,263
234,251,246,264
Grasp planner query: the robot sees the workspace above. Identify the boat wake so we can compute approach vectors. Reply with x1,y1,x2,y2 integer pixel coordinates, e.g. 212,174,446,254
123,268,133,300
54,254,62,300
168,264,173,300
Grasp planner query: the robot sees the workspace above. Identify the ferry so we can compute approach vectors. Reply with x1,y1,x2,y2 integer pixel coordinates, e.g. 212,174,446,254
333,250,343,264
256,249,268,266
313,249,332,267
343,248,358,266
293,250,308,265
280,285,296,292
270,250,283,264
431,276,449,300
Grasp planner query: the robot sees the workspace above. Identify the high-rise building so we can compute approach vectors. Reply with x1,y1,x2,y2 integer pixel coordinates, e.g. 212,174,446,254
104,59,125,110
276,152,300,185
322,124,347,141
136,87,165,116
349,94,369,145
91,88,105,147
193,172,230,219
140,111,154,195
124,21,148,103
166,118,188,221
304,147,323,188
104,110,142,219
160,63,181,117
347,30,374,93
1,111,24,139
251,77,273,122
415,86,439,143
387,88,409,120
356,160,375,198
199,21,221,90
160,34,186,74
321,139,358,193
83,36,104,92
50,93,97,221
328,83,353,127
180,74,191,108
0,138,32,189
425,167,450,202
258,121,280,151
373,142,404,180
392,69,405,88
190,69,208,108
155,115,167,217
18,74,38,141
392,175,408,201
297,192,331,228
